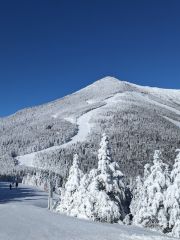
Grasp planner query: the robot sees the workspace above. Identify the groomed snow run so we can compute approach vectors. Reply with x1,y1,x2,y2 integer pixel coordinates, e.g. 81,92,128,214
0,182,177,240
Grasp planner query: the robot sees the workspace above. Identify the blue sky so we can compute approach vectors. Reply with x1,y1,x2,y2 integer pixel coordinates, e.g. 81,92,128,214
0,0,180,117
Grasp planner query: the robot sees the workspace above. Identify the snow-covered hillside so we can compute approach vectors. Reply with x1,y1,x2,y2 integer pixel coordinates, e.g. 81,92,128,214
0,182,177,240
15,92,129,167
1,77,180,177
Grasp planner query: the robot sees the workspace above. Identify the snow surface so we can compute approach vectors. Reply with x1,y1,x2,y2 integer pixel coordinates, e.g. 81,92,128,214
64,117,76,124
0,182,177,240
62,110,94,147
16,91,180,167
0,182,59,208
16,153,36,167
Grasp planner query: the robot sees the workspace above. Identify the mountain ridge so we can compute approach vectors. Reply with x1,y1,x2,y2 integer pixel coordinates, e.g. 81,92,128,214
2,76,180,120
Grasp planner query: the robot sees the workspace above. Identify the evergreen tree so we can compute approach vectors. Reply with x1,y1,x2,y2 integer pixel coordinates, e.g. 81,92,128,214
130,175,143,218
55,154,83,215
132,150,170,232
71,172,94,218
165,150,180,237
86,133,126,222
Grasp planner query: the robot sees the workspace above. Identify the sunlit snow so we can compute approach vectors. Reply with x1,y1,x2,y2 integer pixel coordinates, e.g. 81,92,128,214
0,182,177,240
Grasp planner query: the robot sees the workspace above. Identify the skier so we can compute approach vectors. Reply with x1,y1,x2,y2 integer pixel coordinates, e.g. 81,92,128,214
16,181,18,188
9,184,12,190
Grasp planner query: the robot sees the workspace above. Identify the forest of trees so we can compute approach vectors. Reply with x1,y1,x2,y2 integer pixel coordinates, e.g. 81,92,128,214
21,134,180,238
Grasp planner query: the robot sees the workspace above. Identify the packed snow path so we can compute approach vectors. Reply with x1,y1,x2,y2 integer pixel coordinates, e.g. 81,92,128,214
16,92,180,167
0,182,177,240
0,182,59,207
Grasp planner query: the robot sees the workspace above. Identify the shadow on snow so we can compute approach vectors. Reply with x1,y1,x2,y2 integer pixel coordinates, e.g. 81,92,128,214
0,182,48,207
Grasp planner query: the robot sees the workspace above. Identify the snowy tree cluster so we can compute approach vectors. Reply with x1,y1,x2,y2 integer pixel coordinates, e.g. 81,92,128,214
130,149,180,238
49,138,180,238
54,134,128,223
22,169,62,193
9,133,180,238
31,142,98,176
89,102,180,178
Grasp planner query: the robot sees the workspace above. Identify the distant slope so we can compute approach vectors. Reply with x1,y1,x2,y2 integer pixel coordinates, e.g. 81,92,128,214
1,77,180,177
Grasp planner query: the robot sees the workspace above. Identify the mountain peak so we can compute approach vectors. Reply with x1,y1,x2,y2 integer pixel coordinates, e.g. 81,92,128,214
95,76,121,84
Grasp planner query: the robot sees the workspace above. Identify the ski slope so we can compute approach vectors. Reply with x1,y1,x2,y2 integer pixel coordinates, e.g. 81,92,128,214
16,91,180,167
0,182,177,240
15,93,123,167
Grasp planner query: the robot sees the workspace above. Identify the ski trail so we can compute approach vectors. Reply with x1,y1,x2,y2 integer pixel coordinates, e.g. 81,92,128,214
131,92,180,131
130,92,180,116
16,92,180,167
163,116,180,129
61,110,94,147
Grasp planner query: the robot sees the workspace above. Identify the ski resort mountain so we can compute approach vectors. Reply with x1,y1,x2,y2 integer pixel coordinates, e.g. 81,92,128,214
1,77,180,178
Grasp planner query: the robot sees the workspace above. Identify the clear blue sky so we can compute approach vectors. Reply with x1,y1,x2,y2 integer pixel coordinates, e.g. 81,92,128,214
0,0,180,118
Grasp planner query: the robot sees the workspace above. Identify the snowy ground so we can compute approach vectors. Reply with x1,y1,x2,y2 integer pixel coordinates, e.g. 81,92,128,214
0,182,177,240
15,91,180,167
0,182,60,208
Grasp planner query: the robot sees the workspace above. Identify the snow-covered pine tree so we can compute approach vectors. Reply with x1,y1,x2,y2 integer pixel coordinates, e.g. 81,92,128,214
55,153,83,216
71,171,95,219
165,149,180,237
130,175,143,218
86,133,126,223
130,164,151,221
132,150,170,232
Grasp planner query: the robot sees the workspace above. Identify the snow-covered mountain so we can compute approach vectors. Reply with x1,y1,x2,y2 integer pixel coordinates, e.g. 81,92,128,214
1,77,180,178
